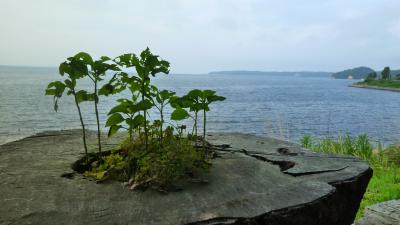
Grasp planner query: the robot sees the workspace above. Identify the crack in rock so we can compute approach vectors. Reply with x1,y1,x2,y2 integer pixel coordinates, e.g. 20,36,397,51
210,144,349,177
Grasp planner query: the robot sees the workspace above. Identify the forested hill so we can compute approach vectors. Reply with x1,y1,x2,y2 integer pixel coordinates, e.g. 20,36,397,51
331,67,375,79
332,67,400,79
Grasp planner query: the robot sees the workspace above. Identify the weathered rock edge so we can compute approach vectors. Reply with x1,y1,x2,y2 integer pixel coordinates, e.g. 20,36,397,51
0,130,372,225
355,200,400,225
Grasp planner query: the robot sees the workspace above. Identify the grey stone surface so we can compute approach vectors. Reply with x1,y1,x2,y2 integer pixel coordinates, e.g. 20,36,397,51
355,200,400,225
0,130,372,225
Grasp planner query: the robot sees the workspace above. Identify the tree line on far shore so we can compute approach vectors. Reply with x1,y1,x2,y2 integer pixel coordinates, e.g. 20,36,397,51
365,66,400,82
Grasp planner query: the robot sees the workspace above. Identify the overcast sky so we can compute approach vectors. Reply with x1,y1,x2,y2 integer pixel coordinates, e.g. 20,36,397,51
1,0,400,73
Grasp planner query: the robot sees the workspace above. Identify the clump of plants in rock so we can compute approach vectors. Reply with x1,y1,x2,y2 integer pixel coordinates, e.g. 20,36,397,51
45,48,225,191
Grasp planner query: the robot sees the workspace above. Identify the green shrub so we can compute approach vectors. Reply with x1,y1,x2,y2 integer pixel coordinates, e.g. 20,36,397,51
47,47,225,191
300,135,312,149
85,126,210,190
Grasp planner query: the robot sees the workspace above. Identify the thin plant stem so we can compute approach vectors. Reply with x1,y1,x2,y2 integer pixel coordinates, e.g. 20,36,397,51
203,107,206,153
129,115,133,142
194,111,198,137
74,93,88,163
94,81,102,154
141,81,148,151
160,106,164,144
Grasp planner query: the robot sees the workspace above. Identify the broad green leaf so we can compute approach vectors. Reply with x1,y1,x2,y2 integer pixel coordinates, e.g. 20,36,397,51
100,56,111,62
106,113,125,127
136,100,153,111
128,81,141,93
150,85,158,92
98,83,113,96
135,65,146,78
114,53,139,67
203,90,216,98
187,89,202,98
150,65,170,76
109,64,121,71
208,95,226,102
69,59,88,79
93,60,116,76
126,115,144,128
108,125,122,137
64,79,76,89
66,90,74,95
74,52,94,65
75,90,95,104
171,107,189,121
140,47,152,60
45,81,66,97
99,73,127,96
191,104,203,112
59,62,71,76
74,91,86,104
159,90,175,101
170,96,191,108
45,89,55,96
108,103,129,115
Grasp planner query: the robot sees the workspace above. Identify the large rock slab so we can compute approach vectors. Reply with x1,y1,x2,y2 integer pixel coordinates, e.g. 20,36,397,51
0,130,372,225
355,200,400,225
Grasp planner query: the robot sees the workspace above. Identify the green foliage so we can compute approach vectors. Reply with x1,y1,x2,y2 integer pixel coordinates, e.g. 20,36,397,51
105,48,225,147
45,55,94,112
150,86,175,141
381,66,391,80
365,72,377,82
111,48,170,151
85,126,210,190
300,135,400,218
75,90,96,104
196,89,226,140
46,52,120,157
300,135,312,149
105,97,145,139
84,153,129,181
381,146,400,165
171,107,190,121
45,81,66,111
45,55,97,161
358,165,400,219
73,52,119,154
46,47,226,190
171,89,226,139
171,90,202,136
355,79,400,89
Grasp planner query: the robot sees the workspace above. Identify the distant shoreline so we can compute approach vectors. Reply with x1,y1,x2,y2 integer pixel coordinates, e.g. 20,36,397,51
209,70,333,76
351,84,400,93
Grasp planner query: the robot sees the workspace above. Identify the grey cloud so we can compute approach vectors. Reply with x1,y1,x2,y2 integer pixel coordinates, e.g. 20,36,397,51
0,0,399,73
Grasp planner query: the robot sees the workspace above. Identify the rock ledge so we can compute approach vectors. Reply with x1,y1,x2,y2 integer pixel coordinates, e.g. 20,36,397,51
0,130,372,225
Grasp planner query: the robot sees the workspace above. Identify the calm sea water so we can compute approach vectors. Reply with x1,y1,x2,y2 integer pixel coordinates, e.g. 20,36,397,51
1,66,400,145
